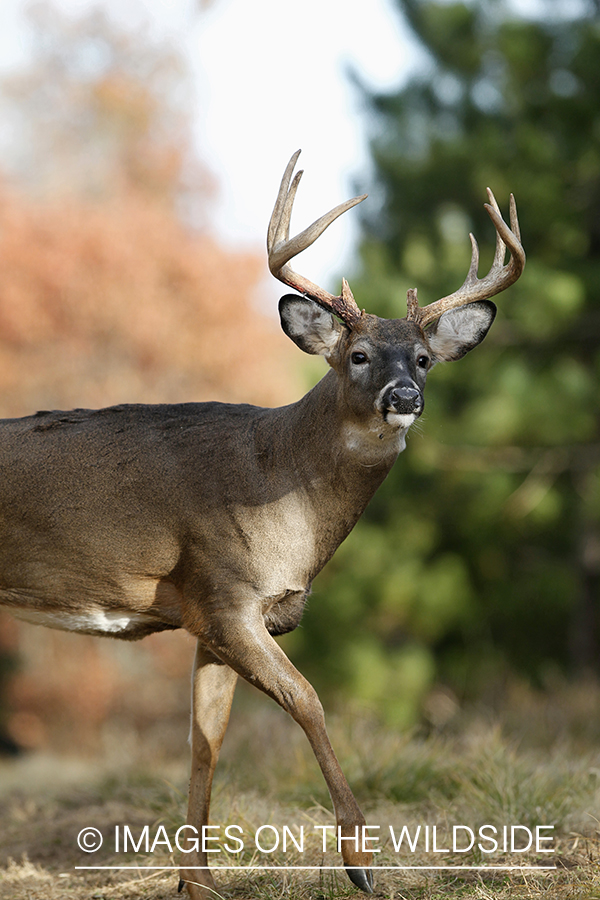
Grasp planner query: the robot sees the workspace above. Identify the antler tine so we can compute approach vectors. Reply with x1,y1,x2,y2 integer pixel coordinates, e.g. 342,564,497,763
465,232,480,283
509,192,521,242
486,188,506,272
270,194,367,274
267,151,368,327
407,190,525,329
267,150,302,252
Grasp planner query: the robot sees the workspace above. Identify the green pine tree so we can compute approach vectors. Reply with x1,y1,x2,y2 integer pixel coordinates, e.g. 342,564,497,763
284,0,600,725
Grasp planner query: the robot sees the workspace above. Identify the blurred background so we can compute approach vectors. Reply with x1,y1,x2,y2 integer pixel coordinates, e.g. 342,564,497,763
0,0,598,760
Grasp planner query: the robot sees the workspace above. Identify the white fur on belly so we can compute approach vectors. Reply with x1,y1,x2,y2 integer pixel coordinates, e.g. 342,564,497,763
10,606,157,635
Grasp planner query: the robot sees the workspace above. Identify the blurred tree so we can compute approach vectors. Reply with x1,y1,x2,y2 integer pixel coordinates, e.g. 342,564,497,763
0,187,290,414
285,0,600,725
0,2,293,414
0,2,209,213
0,2,296,754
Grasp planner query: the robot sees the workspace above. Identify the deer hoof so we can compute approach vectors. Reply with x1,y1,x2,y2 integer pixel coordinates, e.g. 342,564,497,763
177,877,185,893
346,866,374,893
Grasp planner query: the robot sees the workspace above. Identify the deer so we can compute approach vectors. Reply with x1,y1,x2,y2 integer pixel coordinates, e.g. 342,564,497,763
0,150,524,897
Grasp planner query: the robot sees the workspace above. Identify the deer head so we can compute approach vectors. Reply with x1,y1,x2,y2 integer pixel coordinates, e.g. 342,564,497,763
268,151,525,443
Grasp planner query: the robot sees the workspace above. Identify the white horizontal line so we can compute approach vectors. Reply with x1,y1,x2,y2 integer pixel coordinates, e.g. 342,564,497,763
74,865,557,871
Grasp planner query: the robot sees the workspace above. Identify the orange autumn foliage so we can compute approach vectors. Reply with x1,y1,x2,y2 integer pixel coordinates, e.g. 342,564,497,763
0,186,294,415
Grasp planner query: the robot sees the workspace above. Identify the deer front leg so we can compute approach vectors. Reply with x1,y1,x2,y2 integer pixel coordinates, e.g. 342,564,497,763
201,607,374,894
180,641,238,900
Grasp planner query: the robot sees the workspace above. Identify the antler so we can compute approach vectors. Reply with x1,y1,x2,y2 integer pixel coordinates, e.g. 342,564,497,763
267,150,368,327
407,189,526,329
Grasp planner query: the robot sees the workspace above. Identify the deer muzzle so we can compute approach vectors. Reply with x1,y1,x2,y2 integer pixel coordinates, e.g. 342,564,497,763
383,384,423,416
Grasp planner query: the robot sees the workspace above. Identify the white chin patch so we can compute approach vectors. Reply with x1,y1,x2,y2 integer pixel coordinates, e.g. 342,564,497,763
386,412,416,431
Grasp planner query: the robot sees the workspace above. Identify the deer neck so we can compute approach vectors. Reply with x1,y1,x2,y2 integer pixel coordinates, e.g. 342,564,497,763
277,369,405,531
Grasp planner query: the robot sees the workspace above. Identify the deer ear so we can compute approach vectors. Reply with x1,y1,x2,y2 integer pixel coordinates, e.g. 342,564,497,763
427,300,497,363
279,295,346,358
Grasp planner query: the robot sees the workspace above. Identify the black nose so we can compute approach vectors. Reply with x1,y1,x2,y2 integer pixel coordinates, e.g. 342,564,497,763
388,386,422,414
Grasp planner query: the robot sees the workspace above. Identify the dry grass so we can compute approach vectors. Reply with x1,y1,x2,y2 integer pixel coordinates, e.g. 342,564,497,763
0,683,599,900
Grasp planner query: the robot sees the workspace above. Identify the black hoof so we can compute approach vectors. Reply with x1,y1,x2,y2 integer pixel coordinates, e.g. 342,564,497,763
178,876,185,893
345,866,374,893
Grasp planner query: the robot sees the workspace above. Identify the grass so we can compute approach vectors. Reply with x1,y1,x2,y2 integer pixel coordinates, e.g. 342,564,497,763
0,682,599,899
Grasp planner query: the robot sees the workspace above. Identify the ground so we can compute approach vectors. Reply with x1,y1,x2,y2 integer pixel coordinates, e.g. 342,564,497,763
0,683,599,900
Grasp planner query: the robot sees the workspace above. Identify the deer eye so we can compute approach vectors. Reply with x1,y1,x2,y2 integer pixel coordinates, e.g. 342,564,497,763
417,355,430,369
351,351,369,365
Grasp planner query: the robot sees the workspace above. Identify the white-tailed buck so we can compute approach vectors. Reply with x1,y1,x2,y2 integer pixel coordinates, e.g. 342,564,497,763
0,151,524,896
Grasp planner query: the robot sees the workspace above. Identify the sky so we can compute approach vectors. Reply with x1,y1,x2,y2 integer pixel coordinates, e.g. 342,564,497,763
192,0,419,273
0,0,421,290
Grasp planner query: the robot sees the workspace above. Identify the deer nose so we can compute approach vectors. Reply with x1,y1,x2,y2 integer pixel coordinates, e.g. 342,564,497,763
387,385,422,414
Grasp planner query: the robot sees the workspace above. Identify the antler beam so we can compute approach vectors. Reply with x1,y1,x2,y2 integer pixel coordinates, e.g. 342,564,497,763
267,150,367,327
407,189,526,328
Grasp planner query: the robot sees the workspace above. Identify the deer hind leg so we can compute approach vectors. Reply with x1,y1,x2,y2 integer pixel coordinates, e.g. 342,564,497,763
201,607,374,894
180,641,238,900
